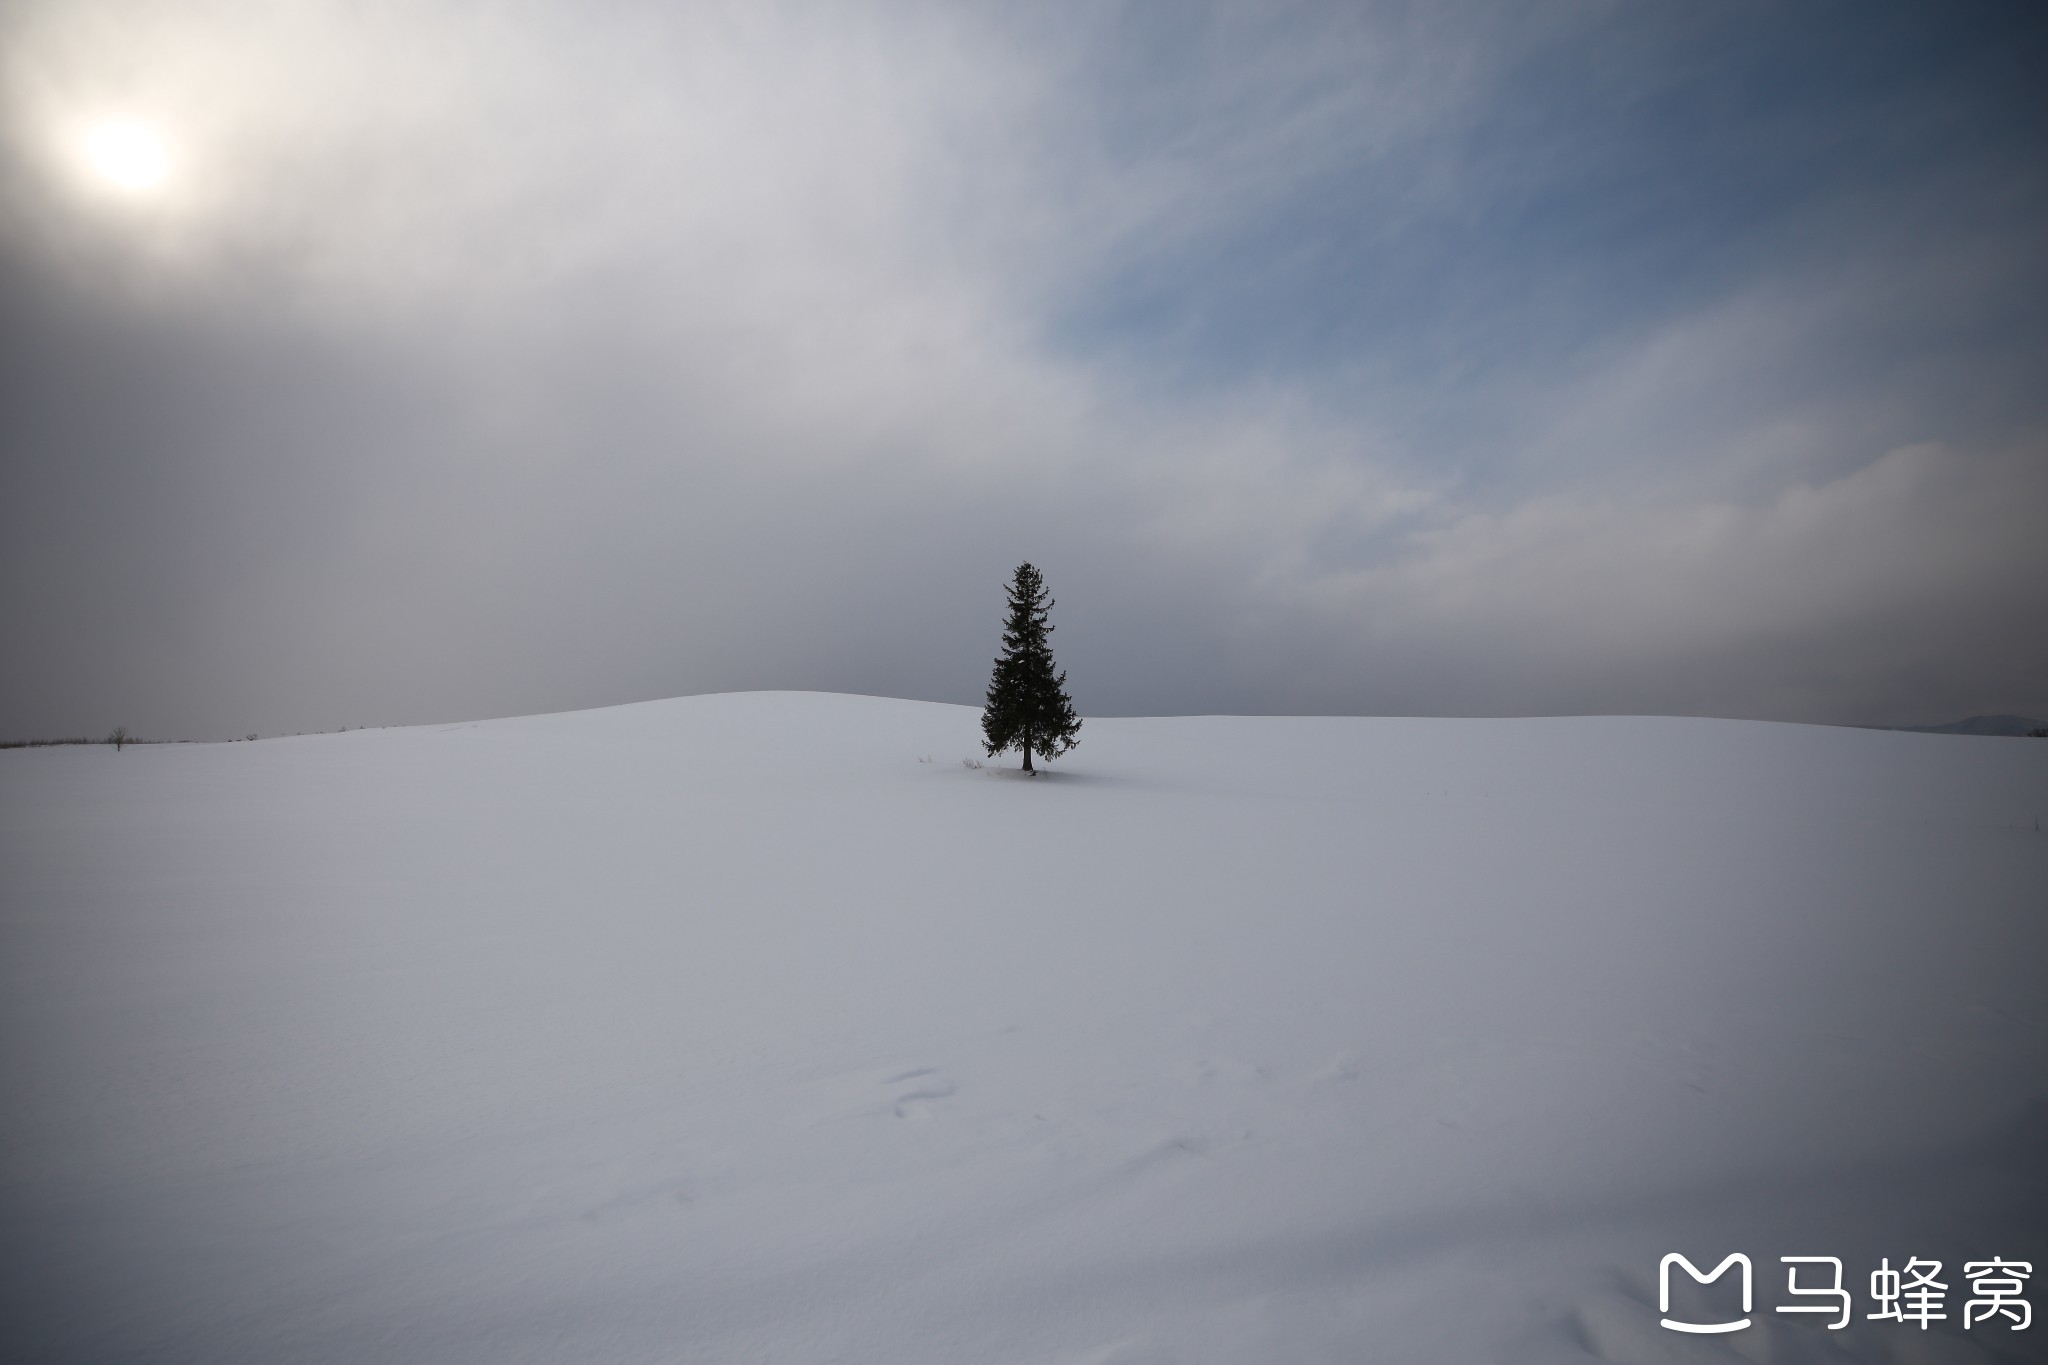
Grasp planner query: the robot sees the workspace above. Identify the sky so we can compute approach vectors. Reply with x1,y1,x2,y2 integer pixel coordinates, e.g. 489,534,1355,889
2,0,2045,740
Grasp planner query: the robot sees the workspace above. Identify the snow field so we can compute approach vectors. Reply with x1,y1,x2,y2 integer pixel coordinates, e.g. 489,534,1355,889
2,692,2044,1362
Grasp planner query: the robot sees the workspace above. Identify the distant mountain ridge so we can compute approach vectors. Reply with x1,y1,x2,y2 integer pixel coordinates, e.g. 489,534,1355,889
1885,714,2047,737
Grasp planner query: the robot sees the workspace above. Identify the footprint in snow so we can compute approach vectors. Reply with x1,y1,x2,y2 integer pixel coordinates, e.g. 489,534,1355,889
886,1067,956,1118
1572,1283,1977,1365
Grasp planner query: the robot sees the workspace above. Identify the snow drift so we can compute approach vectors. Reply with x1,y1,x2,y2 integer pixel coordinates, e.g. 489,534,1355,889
2,693,2043,1363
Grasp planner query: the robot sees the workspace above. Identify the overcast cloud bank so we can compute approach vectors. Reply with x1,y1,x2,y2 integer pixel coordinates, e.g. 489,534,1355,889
3,0,2044,737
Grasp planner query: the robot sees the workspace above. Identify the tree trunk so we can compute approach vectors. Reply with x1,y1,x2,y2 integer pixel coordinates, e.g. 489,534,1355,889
1021,729,1034,773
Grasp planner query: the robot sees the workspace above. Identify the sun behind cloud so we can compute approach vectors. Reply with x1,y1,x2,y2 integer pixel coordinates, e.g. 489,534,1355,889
77,118,173,194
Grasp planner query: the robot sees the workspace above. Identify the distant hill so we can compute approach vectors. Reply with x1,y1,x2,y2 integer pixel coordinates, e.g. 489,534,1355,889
1890,714,2048,737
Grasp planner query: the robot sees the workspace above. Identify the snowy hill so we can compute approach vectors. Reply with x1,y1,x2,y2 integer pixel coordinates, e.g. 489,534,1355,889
1891,714,2048,738
3,692,2044,1364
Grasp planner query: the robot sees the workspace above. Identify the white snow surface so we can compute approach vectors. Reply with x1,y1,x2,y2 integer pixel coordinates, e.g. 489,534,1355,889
3,692,2044,1364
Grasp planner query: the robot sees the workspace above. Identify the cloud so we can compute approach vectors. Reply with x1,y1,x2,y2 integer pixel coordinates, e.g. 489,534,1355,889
1,1,2043,737
1269,439,2046,722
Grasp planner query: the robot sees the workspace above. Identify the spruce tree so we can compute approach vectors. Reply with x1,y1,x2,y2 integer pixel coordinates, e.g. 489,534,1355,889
981,562,1080,773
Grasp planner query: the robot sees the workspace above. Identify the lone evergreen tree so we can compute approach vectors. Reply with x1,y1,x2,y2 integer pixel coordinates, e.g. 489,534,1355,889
981,562,1080,773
